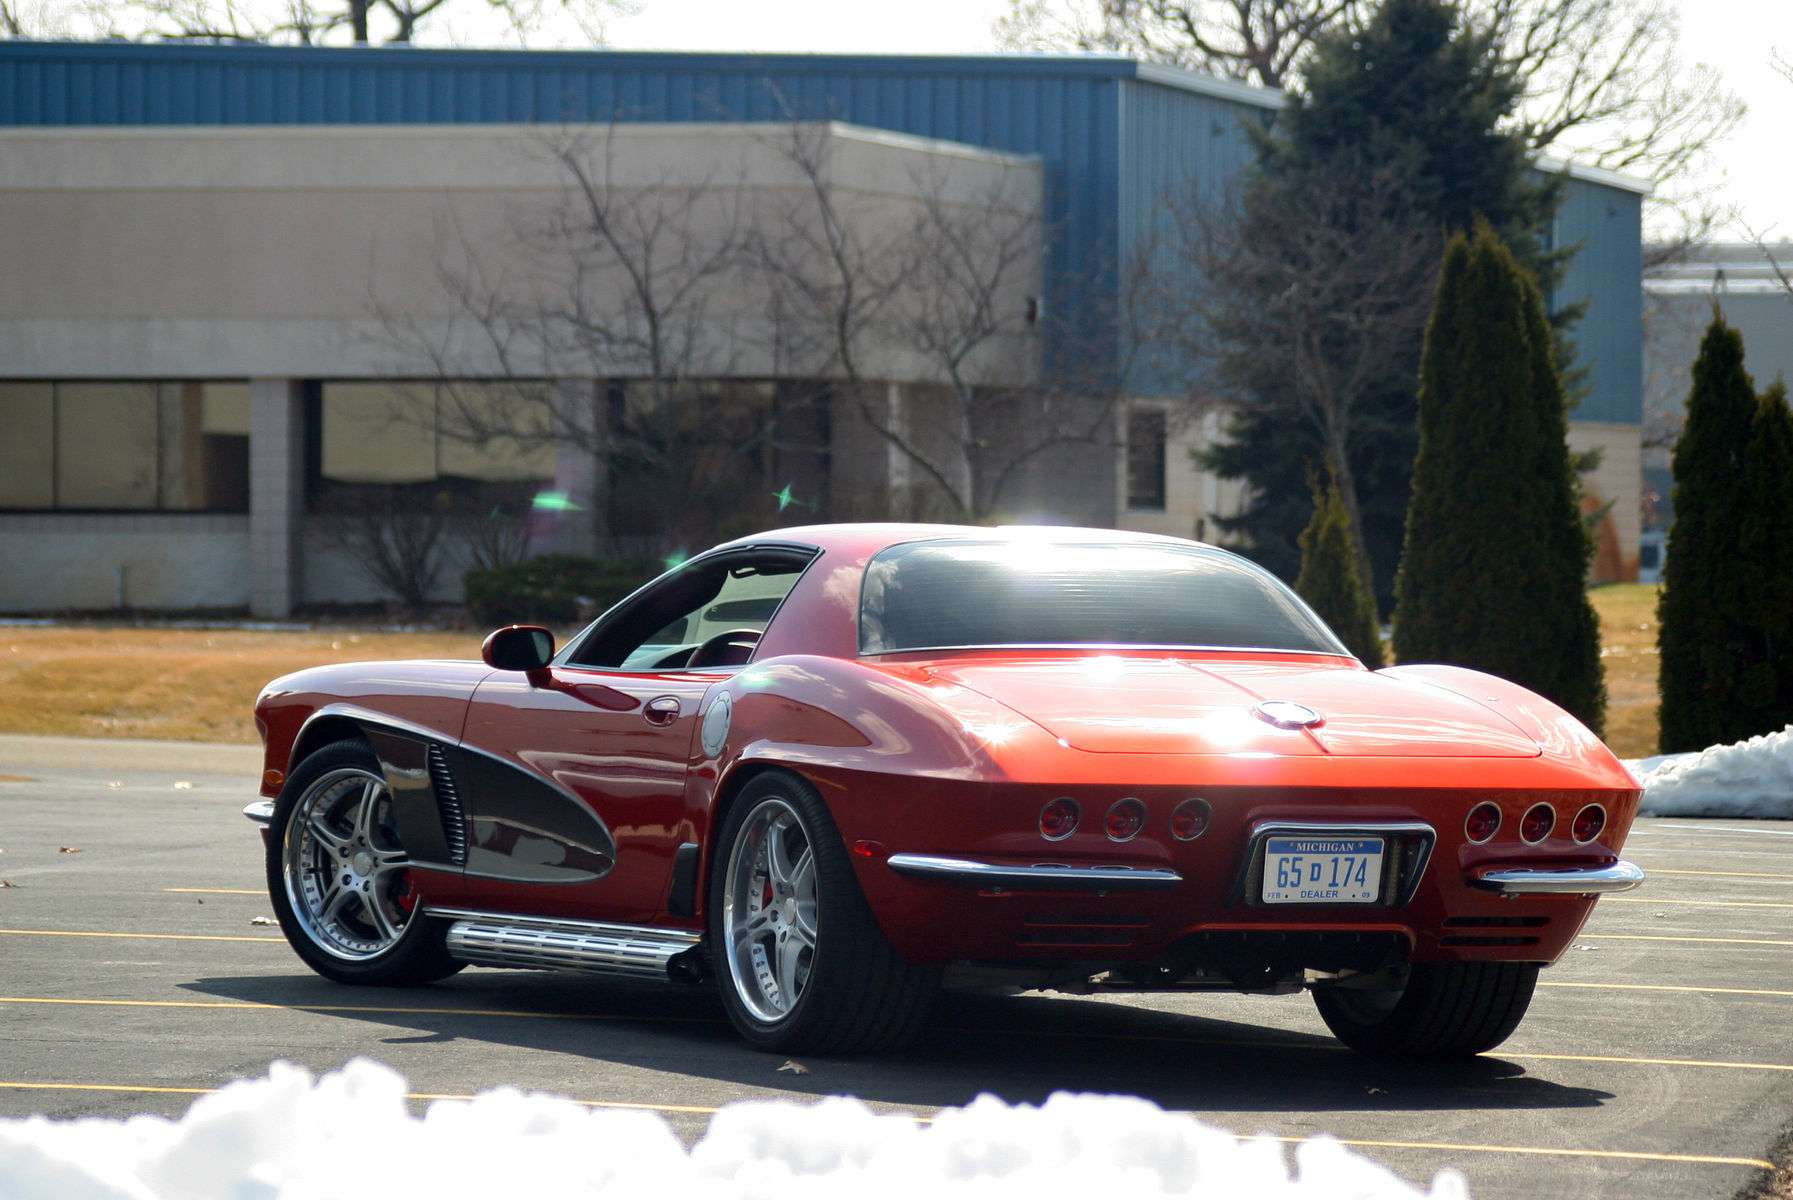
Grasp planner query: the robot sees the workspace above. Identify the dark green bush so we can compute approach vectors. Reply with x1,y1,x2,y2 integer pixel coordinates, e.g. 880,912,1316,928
1394,220,1605,734
464,555,662,629
1295,471,1385,667
1657,315,1767,751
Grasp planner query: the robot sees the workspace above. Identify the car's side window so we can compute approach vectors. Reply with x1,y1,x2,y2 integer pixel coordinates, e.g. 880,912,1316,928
563,549,814,671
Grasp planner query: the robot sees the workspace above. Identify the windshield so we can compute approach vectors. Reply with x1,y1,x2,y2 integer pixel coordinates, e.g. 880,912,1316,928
859,539,1349,656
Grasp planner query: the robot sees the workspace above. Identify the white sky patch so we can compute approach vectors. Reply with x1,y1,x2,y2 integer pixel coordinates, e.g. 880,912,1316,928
1625,724,1793,818
0,1059,1472,1199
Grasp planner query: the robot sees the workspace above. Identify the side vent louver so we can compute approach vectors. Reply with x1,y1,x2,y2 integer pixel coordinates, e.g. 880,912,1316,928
427,743,469,867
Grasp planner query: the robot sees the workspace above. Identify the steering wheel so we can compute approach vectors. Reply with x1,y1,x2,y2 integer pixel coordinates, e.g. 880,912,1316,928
687,628,762,668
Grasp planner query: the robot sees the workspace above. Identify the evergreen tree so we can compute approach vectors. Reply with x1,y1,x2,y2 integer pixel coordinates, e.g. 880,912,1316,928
1296,470,1386,666
1656,314,1760,752
1729,380,1793,733
1198,0,1569,614
1395,221,1605,734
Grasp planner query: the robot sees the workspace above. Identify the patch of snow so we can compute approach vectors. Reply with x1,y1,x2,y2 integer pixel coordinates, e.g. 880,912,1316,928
0,1059,1471,1200
1624,724,1793,818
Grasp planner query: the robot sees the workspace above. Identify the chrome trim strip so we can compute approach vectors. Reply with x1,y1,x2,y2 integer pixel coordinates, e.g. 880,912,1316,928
427,908,701,981
1470,860,1645,896
885,853,1183,891
243,800,275,827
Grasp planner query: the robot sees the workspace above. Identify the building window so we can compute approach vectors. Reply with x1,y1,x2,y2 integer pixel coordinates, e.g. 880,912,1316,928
1127,406,1167,512
310,382,558,501
0,381,249,512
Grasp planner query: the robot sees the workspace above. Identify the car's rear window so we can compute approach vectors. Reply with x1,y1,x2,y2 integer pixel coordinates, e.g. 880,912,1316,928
859,539,1349,656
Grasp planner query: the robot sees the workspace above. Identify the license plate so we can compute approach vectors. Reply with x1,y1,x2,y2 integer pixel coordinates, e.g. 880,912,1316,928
1261,836,1384,904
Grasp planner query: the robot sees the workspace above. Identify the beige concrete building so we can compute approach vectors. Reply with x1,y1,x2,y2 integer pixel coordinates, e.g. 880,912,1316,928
0,121,1070,614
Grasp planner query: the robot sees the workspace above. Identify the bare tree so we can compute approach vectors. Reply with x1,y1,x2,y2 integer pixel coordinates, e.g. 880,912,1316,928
379,125,817,553
755,125,1128,523
1162,162,1443,588
997,0,1742,237
314,482,458,611
998,0,1353,87
0,0,625,45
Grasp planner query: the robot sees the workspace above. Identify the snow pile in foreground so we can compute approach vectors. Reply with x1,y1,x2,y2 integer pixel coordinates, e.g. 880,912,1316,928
1625,724,1793,818
0,1059,1468,1200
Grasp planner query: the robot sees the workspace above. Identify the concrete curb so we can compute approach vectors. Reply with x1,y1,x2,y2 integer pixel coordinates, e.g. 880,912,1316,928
0,733,261,775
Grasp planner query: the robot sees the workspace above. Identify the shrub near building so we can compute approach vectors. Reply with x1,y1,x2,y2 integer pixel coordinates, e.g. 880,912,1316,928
464,556,662,629
1659,318,1793,750
1735,381,1793,731
1395,221,1605,734
1295,471,1385,667
1655,317,1790,751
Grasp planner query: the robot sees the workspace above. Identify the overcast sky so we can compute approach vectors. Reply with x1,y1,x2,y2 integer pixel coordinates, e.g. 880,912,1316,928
593,0,1793,241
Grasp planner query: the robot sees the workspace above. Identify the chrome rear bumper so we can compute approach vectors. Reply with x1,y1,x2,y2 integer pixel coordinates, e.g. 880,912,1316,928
886,853,1182,892
1470,860,1645,896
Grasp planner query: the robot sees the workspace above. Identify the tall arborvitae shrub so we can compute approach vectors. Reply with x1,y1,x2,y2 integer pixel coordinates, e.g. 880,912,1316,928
1657,315,1760,752
1731,380,1793,732
1296,471,1385,666
1394,221,1606,734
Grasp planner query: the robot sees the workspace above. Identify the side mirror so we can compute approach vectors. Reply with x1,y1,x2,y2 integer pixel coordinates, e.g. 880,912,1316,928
482,625,555,673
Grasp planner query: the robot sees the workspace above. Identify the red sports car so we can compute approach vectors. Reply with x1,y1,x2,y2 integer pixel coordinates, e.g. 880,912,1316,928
247,524,1642,1057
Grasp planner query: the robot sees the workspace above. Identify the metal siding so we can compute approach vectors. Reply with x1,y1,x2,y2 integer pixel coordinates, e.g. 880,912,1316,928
1117,77,1273,395
1553,174,1643,425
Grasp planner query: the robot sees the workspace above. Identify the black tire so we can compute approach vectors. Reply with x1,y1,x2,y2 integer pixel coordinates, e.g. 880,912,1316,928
709,770,938,1054
1313,961,1539,1057
267,738,462,986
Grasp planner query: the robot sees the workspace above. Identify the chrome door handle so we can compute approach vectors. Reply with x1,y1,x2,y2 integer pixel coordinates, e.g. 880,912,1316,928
644,696,681,726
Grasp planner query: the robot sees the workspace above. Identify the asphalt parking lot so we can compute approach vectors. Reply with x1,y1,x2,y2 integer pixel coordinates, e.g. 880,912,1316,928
1,733,1789,1199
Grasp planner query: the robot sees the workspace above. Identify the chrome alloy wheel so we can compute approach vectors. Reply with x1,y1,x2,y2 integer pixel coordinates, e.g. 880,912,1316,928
720,796,818,1023
282,765,415,961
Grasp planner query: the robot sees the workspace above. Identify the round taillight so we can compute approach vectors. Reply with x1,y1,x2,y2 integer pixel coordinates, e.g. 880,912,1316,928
1039,797,1080,841
1464,802,1501,844
1520,803,1556,844
1105,798,1147,842
1171,798,1212,842
1572,804,1607,844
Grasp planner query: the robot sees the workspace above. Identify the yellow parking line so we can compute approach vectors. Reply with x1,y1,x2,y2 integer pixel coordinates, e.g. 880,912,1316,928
1581,934,1793,947
0,929,283,944
164,888,264,895
1507,1052,1793,1072
1604,897,1793,909
1267,1135,1771,1171
0,1080,723,1116
1542,981,1793,998
0,996,719,1023
1640,869,1793,880
0,1082,212,1097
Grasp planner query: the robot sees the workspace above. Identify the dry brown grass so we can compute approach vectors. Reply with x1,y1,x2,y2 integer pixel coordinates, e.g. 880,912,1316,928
0,586,1663,752
0,626,483,744
1589,582,1661,759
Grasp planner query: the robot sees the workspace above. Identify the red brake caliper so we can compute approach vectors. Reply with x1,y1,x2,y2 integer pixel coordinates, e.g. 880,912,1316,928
393,871,418,914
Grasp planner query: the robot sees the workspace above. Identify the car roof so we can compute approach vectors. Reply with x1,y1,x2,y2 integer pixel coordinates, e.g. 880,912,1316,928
719,522,1213,559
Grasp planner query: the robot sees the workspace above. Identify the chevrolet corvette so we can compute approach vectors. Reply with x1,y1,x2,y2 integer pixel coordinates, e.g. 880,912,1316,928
246,524,1643,1056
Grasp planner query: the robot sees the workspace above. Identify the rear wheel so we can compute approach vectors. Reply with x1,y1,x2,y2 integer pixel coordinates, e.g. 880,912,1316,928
1312,961,1539,1057
267,738,462,986
709,770,937,1054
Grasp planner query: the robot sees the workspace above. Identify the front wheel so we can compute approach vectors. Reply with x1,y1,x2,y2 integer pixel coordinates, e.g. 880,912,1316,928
709,770,937,1054
1313,961,1539,1057
267,738,462,986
